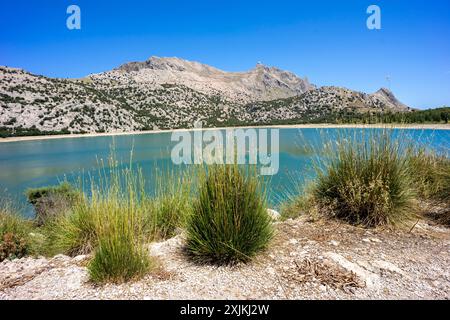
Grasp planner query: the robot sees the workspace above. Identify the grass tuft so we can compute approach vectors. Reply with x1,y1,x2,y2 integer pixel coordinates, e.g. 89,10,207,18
0,202,35,261
408,151,450,226
310,129,417,227
186,164,273,264
87,196,151,284
38,154,155,283
26,182,82,226
42,201,97,257
143,169,192,240
408,151,450,201
84,165,152,284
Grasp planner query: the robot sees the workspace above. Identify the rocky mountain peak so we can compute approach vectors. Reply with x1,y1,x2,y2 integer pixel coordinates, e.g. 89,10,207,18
376,87,395,98
117,56,220,74
108,56,314,102
371,87,410,111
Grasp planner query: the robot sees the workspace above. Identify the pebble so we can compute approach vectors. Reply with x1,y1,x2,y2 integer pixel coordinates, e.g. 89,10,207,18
267,209,281,221
330,240,339,246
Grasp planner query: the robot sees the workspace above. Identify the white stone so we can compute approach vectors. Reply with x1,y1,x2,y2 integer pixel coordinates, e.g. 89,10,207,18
372,260,405,276
267,209,281,221
325,252,380,289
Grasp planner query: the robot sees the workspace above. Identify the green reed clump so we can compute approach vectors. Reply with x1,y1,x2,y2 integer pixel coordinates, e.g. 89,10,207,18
311,129,416,227
86,165,152,284
38,153,153,282
87,195,151,283
42,199,97,257
0,202,35,261
408,151,450,226
143,169,192,240
186,164,273,264
280,188,316,221
40,149,194,265
26,181,82,226
89,231,151,284
408,150,450,200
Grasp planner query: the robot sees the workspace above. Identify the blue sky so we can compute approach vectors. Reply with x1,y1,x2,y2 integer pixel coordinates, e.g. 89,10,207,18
1,0,449,109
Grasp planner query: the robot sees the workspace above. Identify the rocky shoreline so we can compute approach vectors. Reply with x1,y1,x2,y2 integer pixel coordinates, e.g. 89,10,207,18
1,217,448,300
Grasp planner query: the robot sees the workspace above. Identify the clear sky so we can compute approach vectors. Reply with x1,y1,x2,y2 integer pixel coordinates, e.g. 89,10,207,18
1,0,449,109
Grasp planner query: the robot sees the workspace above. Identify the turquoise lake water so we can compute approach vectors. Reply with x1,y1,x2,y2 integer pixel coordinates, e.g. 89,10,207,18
0,127,448,218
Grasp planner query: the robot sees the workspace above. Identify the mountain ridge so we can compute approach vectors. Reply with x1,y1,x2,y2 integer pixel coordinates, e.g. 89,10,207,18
0,57,411,134
95,56,315,103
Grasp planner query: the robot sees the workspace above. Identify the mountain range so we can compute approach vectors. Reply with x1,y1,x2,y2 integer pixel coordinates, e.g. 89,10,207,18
0,56,411,134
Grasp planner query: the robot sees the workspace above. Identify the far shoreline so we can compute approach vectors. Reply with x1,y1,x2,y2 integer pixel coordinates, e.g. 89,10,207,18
0,123,449,144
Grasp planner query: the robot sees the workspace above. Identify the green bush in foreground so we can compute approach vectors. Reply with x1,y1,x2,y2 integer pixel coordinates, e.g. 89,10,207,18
89,232,150,284
144,169,192,240
42,201,97,257
55,167,151,283
0,205,34,261
408,151,450,201
43,185,152,283
42,171,190,257
312,129,416,227
409,152,450,226
87,197,151,284
38,157,155,282
148,195,190,240
280,190,316,221
26,182,82,226
84,164,153,283
186,164,273,264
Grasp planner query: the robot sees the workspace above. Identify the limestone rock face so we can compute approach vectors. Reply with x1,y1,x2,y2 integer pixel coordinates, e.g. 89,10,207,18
113,56,315,103
371,88,411,112
0,57,410,134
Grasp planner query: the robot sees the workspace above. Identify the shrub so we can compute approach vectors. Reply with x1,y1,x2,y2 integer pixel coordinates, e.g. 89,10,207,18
87,197,151,284
186,164,273,264
89,233,150,284
144,169,192,240
408,151,450,201
409,151,450,226
41,163,153,282
39,151,194,282
0,205,34,261
26,182,82,226
42,201,97,257
0,232,28,261
147,196,189,240
86,165,153,283
280,190,316,221
311,129,416,227
41,160,189,255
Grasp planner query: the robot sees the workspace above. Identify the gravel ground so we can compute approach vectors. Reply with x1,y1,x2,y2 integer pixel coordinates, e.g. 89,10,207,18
1,217,449,300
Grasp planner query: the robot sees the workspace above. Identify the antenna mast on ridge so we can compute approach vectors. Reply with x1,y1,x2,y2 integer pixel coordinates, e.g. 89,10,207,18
385,75,391,90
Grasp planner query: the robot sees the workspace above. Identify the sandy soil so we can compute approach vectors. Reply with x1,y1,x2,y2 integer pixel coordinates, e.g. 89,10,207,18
1,123,449,144
1,217,448,300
